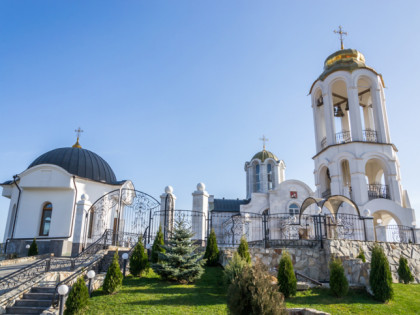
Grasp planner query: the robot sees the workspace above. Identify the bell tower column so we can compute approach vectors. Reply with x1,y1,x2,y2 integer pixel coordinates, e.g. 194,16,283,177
348,86,363,141
323,91,336,146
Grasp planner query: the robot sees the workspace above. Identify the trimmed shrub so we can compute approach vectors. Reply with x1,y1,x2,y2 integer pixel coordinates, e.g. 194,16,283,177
237,235,251,264
356,249,366,263
223,252,250,285
277,251,297,298
151,225,165,263
64,276,89,315
397,256,414,284
227,260,286,315
28,238,38,256
329,257,349,297
103,251,123,294
129,237,149,277
152,219,206,283
204,228,220,266
370,245,394,302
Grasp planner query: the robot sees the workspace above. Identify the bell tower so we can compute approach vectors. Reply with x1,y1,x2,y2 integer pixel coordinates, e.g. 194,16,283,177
309,37,415,226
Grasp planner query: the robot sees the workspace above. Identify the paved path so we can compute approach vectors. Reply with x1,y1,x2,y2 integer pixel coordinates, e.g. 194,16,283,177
0,260,38,278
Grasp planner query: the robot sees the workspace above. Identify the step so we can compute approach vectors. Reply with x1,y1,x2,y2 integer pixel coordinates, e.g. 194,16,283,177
30,287,55,294
15,299,52,307
6,306,47,314
22,293,54,300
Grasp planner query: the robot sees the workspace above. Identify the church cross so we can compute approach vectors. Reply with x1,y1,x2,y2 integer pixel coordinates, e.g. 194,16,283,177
260,135,269,150
334,25,348,50
74,127,83,140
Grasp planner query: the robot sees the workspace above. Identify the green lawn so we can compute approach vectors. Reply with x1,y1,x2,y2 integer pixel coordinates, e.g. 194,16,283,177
85,267,228,315
286,284,420,315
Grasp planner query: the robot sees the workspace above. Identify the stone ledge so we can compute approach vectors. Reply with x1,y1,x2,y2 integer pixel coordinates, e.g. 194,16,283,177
0,253,53,267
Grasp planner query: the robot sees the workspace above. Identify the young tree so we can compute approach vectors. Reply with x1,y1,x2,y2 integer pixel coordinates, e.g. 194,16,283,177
227,260,286,315
356,249,366,263
204,228,219,266
103,251,123,294
329,257,349,297
64,276,89,315
151,225,165,263
397,256,414,284
277,251,297,298
370,245,394,302
129,236,149,277
28,238,38,256
152,219,206,283
223,252,250,285
237,235,251,264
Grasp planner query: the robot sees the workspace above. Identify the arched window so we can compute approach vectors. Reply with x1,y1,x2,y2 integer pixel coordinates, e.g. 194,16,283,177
254,164,261,192
39,203,52,236
267,163,273,190
289,203,299,216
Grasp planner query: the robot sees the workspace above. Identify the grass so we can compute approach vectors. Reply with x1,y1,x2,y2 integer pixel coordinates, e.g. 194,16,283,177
85,267,227,315
286,284,420,315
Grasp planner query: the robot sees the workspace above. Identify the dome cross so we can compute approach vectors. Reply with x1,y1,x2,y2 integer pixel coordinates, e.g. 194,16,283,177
334,25,348,50
73,127,83,148
260,135,269,150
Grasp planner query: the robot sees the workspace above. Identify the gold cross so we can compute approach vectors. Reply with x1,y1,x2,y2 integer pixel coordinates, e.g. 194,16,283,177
74,127,83,140
334,25,348,50
260,135,268,150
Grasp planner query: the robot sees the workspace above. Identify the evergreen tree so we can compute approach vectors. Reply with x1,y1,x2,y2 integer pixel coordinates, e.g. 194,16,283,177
28,238,38,256
129,236,149,277
204,228,219,266
356,249,366,263
64,276,89,315
277,251,297,298
397,256,414,284
237,235,251,264
152,219,206,283
329,257,349,297
223,252,250,285
151,225,165,263
370,245,394,302
103,251,123,294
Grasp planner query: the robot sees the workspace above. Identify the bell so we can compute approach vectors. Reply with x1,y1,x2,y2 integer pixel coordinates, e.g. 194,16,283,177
334,105,345,117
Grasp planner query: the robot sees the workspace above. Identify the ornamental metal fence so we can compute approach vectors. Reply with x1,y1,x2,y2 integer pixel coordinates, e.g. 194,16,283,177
384,225,416,243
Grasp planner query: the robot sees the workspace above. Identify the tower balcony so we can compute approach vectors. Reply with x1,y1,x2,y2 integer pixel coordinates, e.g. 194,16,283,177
335,130,352,144
367,184,390,200
362,129,378,143
319,129,380,152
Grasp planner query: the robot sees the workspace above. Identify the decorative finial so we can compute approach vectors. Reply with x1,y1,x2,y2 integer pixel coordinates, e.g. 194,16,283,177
259,135,269,151
334,25,347,50
72,127,83,148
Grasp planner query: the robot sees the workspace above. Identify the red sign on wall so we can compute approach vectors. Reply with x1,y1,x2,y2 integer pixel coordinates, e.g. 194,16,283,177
290,191,297,199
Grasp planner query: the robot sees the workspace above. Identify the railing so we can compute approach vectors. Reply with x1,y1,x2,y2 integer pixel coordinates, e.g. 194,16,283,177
324,213,367,241
321,189,331,198
385,225,416,243
363,129,378,143
368,184,390,200
335,131,351,144
320,137,327,149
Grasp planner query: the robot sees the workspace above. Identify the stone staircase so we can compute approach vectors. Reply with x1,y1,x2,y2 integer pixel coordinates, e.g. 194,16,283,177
5,287,55,314
98,249,130,273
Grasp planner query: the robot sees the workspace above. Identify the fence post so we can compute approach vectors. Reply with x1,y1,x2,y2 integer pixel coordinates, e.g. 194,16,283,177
412,228,416,244
363,218,367,241
318,214,323,249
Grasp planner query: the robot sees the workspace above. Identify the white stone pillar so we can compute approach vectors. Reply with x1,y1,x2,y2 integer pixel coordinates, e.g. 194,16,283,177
192,183,209,243
72,194,92,253
387,176,402,206
350,173,369,205
371,87,388,143
347,86,363,141
312,103,321,152
362,210,375,241
160,186,176,239
375,224,387,242
323,91,336,146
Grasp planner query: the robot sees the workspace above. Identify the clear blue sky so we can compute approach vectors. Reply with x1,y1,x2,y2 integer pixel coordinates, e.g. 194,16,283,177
1,1,420,241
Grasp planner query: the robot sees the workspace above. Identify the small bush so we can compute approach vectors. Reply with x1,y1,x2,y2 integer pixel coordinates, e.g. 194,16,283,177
329,257,349,297
129,237,149,277
397,256,414,284
28,238,38,256
223,252,250,285
370,245,393,302
64,276,89,315
227,260,286,315
103,251,123,294
356,249,366,263
151,225,165,263
277,251,297,298
204,228,220,266
237,235,251,264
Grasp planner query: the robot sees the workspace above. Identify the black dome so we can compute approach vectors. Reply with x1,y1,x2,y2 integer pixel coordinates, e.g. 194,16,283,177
28,147,117,184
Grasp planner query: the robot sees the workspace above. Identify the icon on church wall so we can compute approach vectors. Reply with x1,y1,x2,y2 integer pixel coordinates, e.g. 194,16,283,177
290,191,297,199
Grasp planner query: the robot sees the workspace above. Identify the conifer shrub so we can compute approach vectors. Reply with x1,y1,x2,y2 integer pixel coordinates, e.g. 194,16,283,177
370,245,394,302
152,219,206,283
397,256,414,284
356,249,366,263
329,257,349,297
237,235,251,264
103,251,123,294
129,237,149,277
204,228,220,266
64,276,89,315
277,251,297,298
227,260,286,315
151,225,165,263
223,252,250,285
28,238,38,256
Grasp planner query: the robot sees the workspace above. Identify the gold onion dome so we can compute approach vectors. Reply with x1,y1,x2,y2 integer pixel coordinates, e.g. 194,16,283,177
252,149,279,162
72,138,82,148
